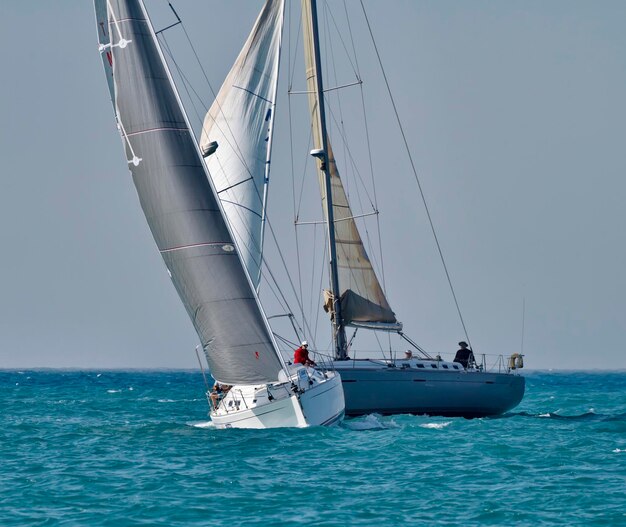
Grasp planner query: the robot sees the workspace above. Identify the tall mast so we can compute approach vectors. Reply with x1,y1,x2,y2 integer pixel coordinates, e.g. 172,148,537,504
302,0,347,359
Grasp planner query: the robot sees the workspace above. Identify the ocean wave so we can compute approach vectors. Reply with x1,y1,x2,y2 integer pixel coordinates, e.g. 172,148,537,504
496,410,623,422
342,414,397,430
187,421,214,429
419,421,452,430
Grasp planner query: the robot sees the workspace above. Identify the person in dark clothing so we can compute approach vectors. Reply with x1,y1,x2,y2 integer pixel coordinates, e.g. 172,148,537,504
210,382,224,409
453,341,475,369
293,341,316,367
209,382,232,409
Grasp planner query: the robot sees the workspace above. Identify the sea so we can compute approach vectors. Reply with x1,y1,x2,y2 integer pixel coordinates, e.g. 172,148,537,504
1,370,624,526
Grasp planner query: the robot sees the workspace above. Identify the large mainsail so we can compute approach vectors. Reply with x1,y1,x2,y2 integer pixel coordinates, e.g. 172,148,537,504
94,0,284,385
199,0,284,289
301,1,399,329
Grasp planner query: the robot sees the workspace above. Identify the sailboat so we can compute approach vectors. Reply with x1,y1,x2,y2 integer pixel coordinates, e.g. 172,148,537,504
199,0,524,418
93,0,344,429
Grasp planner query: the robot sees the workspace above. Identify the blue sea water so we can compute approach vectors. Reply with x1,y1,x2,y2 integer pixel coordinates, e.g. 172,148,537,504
1,371,625,526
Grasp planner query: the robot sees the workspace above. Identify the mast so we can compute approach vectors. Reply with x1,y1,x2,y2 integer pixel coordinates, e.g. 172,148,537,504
302,0,347,359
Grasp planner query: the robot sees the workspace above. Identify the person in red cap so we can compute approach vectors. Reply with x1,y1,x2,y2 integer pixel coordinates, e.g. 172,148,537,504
293,341,316,367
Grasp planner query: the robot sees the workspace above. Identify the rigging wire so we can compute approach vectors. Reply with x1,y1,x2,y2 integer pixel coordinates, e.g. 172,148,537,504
158,32,256,185
158,3,322,353
158,34,269,281
264,209,321,350
346,0,387,305
321,0,361,81
308,225,319,327
315,3,391,327
520,297,526,356
288,3,336,348
287,2,304,334
359,0,473,348
313,226,328,340
159,3,286,298
321,104,376,209
345,0,390,307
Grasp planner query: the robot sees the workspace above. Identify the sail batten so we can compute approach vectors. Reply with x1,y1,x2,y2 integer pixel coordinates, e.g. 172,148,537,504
200,0,285,288
95,0,284,385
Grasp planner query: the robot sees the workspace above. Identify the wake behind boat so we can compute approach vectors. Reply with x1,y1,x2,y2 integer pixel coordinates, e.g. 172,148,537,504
93,0,344,429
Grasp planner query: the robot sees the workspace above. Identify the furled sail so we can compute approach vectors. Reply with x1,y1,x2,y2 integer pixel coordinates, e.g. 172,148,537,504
199,0,284,288
94,0,284,385
301,1,399,329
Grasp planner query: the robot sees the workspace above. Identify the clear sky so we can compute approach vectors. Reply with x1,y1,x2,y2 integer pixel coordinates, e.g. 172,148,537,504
1,1,625,371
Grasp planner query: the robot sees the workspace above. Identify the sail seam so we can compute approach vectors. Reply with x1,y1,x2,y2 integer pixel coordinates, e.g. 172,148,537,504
125,126,189,137
159,242,232,254
114,17,145,23
232,85,274,105
219,199,263,219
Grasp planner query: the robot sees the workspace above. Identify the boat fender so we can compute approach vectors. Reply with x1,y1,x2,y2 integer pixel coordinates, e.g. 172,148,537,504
508,353,519,370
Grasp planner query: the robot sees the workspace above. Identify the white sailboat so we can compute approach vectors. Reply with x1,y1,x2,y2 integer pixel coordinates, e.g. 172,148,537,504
93,0,344,429
200,0,524,418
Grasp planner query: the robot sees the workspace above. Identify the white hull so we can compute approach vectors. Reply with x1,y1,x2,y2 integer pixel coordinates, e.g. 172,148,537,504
210,367,344,429
332,359,525,417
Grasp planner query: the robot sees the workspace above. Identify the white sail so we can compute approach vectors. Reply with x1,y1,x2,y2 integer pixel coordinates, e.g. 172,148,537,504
301,1,399,329
200,0,284,288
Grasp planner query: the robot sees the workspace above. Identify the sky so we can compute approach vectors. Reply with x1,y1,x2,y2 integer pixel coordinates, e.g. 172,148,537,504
0,1,625,371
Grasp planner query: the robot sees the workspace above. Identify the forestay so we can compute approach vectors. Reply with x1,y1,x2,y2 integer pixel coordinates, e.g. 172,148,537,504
199,0,284,289
300,1,399,329
94,0,284,385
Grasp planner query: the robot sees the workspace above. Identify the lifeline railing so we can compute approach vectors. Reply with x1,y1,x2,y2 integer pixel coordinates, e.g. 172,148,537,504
309,348,522,375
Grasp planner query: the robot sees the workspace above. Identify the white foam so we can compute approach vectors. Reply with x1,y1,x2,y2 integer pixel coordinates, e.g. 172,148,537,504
420,421,452,430
107,389,121,394
189,421,214,429
344,414,390,430
613,448,625,453
539,413,551,418
158,399,175,403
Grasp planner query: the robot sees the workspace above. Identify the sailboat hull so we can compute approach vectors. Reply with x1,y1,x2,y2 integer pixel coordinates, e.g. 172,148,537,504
210,369,344,429
332,360,525,417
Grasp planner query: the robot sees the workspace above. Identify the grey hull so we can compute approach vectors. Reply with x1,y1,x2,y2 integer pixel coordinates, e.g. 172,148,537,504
332,360,525,417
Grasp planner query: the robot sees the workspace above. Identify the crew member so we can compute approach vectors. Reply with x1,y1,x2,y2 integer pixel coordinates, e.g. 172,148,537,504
294,341,316,367
453,341,475,369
